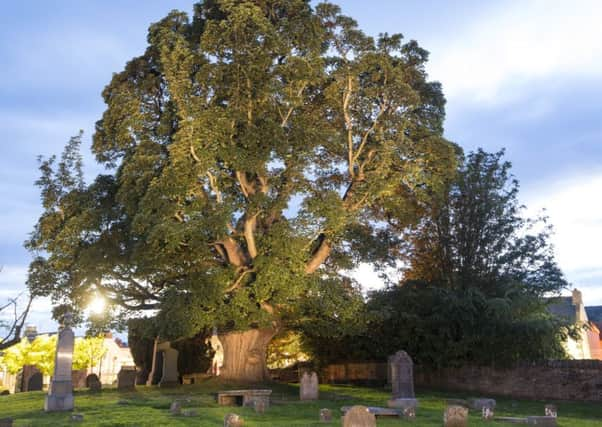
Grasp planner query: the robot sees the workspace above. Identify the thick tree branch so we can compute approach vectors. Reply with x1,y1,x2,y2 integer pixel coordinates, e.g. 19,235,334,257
243,212,260,259
305,233,331,274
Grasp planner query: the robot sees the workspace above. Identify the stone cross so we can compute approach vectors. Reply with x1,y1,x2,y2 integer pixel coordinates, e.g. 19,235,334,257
300,371,319,400
342,405,376,427
44,312,75,412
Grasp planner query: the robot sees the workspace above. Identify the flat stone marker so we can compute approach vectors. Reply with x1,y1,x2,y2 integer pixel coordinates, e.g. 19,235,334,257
224,413,244,427
86,374,101,392
70,413,84,422
495,416,528,423
526,416,557,426
217,389,271,408
444,405,469,427
44,313,75,412
341,406,401,418
117,367,137,391
342,405,376,427
182,409,198,417
320,408,332,422
544,404,557,418
300,371,319,400
0,418,13,427
387,350,418,411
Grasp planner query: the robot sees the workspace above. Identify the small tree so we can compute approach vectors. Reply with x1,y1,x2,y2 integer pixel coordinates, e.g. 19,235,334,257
73,336,107,371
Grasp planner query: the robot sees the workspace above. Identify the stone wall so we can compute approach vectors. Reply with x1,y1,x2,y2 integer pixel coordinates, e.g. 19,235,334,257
415,360,602,402
320,360,602,401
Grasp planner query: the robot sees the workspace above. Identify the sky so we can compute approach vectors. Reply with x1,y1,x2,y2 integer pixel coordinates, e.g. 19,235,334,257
1,0,601,333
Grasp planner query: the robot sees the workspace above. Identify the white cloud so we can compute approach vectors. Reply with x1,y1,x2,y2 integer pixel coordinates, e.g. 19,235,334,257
524,171,602,304
427,0,602,104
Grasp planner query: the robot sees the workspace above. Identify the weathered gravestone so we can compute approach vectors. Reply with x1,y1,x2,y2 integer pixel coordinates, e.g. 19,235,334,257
27,372,43,392
342,405,376,427
545,404,557,418
444,405,469,427
86,374,101,392
320,408,332,422
72,369,87,389
300,371,319,401
482,406,494,420
44,313,75,412
158,342,179,387
117,366,137,391
387,351,418,412
21,365,42,392
224,413,244,427
0,418,13,427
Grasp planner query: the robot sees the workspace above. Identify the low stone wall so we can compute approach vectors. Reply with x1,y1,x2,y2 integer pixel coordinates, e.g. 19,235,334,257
320,360,602,401
415,360,602,402
322,362,387,385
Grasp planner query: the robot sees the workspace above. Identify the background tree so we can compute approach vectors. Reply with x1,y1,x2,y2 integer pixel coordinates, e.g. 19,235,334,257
73,336,107,371
307,149,575,367
0,335,56,376
27,0,456,381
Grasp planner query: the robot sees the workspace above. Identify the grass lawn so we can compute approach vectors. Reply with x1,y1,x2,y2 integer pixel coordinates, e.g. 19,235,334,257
0,379,600,426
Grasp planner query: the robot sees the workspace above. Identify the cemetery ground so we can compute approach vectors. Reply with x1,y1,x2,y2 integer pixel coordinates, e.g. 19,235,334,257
0,379,600,426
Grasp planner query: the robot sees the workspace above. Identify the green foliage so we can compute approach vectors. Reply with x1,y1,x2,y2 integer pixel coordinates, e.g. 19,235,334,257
266,330,310,369
72,336,107,370
27,1,456,340
0,336,56,375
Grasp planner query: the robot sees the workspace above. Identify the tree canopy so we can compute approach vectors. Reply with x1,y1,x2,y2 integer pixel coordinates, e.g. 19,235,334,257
306,149,574,367
27,0,456,346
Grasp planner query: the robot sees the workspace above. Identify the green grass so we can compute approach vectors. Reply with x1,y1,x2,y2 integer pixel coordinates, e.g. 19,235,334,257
0,378,600,426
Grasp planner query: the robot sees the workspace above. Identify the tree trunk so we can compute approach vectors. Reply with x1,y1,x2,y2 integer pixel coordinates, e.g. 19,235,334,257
218,328,276,382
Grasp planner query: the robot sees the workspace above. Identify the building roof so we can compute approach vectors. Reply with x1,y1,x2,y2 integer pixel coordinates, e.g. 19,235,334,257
585,306,602,323
547,296,577,323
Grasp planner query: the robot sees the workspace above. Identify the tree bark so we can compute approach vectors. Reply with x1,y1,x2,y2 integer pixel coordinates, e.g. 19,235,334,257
218,327,276,382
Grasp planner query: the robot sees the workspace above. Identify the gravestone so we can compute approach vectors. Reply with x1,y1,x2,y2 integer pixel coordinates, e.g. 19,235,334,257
544,404,557,418
0,418,13,427
159,343,179,387
469,397,496,411
342,405,376,427
70,413,84,422
117,366,137,391
44,312,75,412
300,371,319,400
254,399,266,414
387,350,418,411
319,408,332,422
72,369,87,389
27,372,43,392
444,405,469,427
224,413,244,427
86,374,101,392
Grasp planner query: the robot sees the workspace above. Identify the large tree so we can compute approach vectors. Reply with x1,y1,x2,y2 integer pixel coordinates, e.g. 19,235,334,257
27,0,456,381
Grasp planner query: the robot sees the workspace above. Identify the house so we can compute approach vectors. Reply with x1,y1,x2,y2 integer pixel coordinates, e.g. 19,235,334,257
585,305,602,360
547,289,602,360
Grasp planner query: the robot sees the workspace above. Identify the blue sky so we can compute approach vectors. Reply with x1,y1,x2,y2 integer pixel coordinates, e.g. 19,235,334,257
1,0,601,332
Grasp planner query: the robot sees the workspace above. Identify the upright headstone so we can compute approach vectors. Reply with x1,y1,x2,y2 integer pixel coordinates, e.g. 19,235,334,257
444,405,469,427
158,342,179,387
86,374,101,392
72,369,87,389
44,312,75,412
300,371,319,401
387,350,418,411
26,372,43,392
342,405,376,427
21,365,42,392
117,366,137,391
